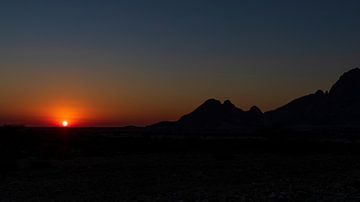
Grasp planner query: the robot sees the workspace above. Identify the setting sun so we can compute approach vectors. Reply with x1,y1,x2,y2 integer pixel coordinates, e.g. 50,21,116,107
62,120,69,127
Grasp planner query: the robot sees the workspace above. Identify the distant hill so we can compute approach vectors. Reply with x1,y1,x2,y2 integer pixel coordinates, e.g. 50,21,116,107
266,68,360,125
149,99,266,130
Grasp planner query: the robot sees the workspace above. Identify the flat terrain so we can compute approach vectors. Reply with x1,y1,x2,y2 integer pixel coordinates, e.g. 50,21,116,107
2,127,360,201
3,153,360,201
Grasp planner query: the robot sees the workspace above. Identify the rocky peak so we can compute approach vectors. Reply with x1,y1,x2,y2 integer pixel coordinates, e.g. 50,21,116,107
329,68,360,101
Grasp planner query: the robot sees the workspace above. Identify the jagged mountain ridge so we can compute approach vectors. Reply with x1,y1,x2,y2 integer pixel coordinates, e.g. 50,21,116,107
150,68,360,129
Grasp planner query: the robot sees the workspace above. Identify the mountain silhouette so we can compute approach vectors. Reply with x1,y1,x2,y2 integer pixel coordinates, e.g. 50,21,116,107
178,99,265,128
150,99,266,130
329,68,360,104
267,68,360,125
150,68,360,130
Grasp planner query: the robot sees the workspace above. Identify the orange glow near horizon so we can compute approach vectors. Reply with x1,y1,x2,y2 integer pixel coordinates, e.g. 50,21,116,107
62,120,69,127
50,105,85,127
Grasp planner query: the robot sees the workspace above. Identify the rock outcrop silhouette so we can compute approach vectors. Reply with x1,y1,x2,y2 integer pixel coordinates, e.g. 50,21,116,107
177,99,265,128
149,99,265,130
266,68,360,125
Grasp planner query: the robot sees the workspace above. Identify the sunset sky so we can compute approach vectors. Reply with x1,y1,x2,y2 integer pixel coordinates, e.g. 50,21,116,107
1,0,360,126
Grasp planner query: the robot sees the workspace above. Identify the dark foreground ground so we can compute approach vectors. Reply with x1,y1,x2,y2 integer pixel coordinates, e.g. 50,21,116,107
2,127,360,201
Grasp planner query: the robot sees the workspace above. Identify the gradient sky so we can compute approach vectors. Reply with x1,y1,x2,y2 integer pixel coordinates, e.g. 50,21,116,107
1,0,360,126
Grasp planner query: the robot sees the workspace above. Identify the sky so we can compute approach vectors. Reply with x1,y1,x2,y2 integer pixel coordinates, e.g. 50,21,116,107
1,0,360,126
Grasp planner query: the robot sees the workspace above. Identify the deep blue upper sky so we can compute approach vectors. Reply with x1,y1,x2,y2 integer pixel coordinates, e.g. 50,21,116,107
1,0,360,125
